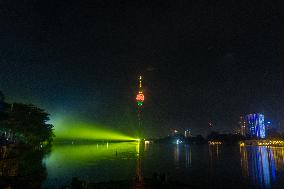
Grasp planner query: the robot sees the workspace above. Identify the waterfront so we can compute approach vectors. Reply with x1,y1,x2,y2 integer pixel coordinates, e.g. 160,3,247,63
39,142,284,188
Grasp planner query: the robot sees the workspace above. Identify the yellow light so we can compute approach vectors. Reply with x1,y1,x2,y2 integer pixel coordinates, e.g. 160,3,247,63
139,76,142,88
208,141,222,145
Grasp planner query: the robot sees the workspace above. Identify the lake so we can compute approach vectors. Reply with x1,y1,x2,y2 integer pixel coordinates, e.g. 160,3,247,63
41,141,284,189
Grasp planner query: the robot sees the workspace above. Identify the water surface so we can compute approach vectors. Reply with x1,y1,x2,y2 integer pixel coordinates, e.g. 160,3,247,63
42,142,284,188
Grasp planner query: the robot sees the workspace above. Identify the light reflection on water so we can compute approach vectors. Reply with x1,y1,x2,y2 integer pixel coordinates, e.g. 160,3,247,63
173,143,180,168
3,142,284,188
42,143,284,188
240,146,284,189
43,142,139,188
185,144,191,168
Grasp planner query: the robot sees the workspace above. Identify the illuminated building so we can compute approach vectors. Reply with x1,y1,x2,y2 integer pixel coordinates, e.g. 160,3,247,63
239,116,247,136
184,129,191,138
266,121,272,130
245,113,265,138
265,121,279,137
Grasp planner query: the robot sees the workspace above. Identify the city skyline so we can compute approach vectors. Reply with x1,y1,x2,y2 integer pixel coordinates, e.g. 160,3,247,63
0,1,283,137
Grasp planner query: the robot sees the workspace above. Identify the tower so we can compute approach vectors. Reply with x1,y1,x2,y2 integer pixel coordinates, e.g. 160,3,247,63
136,76,144,138
136,76,144,107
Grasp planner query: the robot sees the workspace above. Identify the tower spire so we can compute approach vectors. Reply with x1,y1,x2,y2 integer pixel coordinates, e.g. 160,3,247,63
139,76,142,90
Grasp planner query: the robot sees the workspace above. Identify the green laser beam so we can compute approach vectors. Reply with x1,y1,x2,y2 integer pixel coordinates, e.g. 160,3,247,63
53,119,137,141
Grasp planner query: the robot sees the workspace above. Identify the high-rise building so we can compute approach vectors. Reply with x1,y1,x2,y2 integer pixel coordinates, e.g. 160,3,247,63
245,113,265,138
239,116,246,136
184,129,191,138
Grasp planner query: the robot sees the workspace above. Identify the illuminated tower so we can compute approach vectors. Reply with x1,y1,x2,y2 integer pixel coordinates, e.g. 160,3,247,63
136,76,144,106
136,76,144,137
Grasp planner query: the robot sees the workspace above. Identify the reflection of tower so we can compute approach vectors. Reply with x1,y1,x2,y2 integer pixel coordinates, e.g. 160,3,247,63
136,76,144,138
134,141,144,188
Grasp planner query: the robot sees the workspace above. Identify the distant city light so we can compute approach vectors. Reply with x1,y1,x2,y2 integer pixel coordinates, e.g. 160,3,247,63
176,139,182,144
184,129,191,138
208,141,222,145
240,140,284,147
258,140,284,146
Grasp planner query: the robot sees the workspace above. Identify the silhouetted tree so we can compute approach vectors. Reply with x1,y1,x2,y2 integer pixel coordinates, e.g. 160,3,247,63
4,103,54,146
207,131,220,141
0,91,4,102
207,131,242,144
0,91,8,121
0,145,51,189
195,134,206,144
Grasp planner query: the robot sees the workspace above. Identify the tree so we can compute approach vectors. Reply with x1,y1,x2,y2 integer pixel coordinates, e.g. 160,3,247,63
4,103,54,146
0,91,8,121
207,131,220,141
0,90,4,102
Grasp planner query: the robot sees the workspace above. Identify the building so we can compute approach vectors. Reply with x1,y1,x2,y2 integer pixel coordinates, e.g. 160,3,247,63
265,121,280,137
239,116,246,136
245,113,265,138
184,129,192,138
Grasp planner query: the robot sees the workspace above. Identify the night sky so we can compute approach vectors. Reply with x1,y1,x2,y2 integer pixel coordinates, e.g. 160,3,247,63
1,1,283,137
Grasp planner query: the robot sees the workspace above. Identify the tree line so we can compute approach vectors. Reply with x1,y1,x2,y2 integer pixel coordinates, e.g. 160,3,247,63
0,91,54,147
